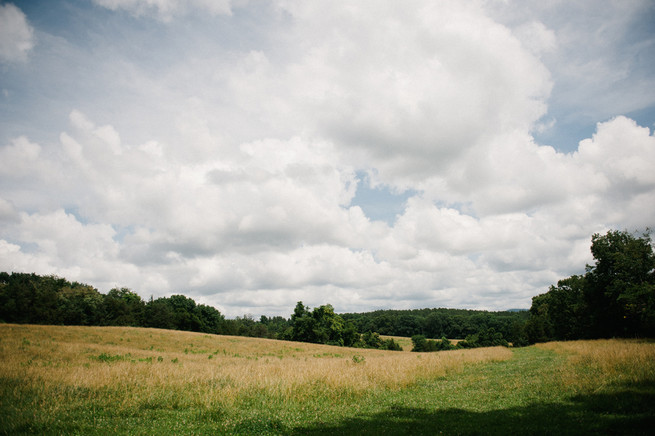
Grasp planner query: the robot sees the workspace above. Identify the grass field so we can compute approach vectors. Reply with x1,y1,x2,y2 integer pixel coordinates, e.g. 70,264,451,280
380,335,461,351
1,324,654,435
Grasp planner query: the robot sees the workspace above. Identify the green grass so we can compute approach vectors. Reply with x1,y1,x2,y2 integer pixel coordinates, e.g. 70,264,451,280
289,347,655,435
1,325,654,435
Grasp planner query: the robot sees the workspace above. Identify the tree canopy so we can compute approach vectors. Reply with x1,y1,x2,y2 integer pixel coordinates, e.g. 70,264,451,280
527,230,655,342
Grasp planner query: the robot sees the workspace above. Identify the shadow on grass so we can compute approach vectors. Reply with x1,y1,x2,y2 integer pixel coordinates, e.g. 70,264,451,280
289,382,655,436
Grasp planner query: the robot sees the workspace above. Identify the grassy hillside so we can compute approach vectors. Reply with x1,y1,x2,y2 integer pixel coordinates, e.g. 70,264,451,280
1,324,654,435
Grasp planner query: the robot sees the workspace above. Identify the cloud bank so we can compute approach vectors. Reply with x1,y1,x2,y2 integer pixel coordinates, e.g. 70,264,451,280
1,0,654,317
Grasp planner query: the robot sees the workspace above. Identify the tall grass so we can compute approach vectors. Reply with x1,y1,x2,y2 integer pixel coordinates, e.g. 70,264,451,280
1,324,510,397
2,324,654,435
537,339,655,393
0,324,511,433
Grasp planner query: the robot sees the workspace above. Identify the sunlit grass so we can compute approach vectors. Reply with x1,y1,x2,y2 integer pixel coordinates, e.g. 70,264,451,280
537,339,655,393
0,324,510,433
1,324,654,435
380,335,462,352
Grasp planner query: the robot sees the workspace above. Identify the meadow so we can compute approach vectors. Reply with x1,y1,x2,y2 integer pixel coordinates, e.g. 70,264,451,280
1,324,654,435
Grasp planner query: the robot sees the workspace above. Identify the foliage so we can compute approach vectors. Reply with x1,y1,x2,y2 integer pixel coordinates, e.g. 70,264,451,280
342,307,529,343
411,335,458,352
459,328,509,348
527,230,655,342
585,230,655,337
0,273,398,350
0,272,228,335
286,302,394,349
0,271,519,352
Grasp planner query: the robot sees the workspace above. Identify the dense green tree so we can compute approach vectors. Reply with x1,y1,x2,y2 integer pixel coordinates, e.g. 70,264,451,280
423,312,445,338
382,338,403,351
341,321,361,347
0,273,62,324
289,302,347,345
312,304,345,345
57,285,105,326
411,334,428,352
104,287,145,326
290,301,315,342
196,304,225,334
259,315,291,338
508,319,529,347
526,230,655,342
362,331,383,349
526,275,587,342
143,297,176,330
436,336,455,351
342,307,527,340
585,230,655,337
459,328,508,348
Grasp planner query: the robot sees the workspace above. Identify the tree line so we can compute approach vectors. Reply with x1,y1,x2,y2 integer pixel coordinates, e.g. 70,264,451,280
0,272,402,349
0,271,519,350
341,307,528,346
1,229,653,351
523,229,655,342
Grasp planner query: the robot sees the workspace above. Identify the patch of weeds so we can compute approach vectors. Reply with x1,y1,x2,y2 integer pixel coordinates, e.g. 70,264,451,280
92,353,128,363
185,347,209,355
352,355,366,364
314,352,344,358
157,356,164,362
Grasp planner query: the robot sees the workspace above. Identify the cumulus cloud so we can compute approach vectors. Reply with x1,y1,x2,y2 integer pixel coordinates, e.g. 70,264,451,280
224,1,552,187
4,112,652,316
0,3,35,63
484,0,655,136
0,1,653,317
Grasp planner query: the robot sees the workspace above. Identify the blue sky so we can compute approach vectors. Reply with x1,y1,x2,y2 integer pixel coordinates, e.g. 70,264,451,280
1,0,654,317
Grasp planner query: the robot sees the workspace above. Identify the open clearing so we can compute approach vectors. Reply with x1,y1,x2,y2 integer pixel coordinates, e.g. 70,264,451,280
1,324,654,435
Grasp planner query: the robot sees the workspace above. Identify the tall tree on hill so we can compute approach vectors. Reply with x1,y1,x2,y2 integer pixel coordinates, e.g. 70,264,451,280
527,275,587,341
527,229,655,342
104,287,145,326
585,230,655,337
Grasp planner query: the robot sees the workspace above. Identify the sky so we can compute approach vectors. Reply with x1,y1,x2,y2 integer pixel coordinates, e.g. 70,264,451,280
1,0,654,318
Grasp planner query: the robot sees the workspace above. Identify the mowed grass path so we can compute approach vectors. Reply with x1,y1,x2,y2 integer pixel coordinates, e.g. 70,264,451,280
1,324,654,435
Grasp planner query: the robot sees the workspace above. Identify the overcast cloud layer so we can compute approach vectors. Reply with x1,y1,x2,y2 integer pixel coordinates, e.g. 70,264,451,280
1,0,654,317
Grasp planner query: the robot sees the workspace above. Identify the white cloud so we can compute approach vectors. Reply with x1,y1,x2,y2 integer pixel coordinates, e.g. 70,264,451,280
1,113,653,317
229,1,553,187
0,1,653,317
484,0,655,128
513,21,557,57
93,0,232,21
0,3,34,63
576,116,655,187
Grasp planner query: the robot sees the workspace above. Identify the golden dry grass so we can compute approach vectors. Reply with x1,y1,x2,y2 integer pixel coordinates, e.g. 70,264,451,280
380,335,462,351
0,324,512,412
3,325,655,434
537,339,655,393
